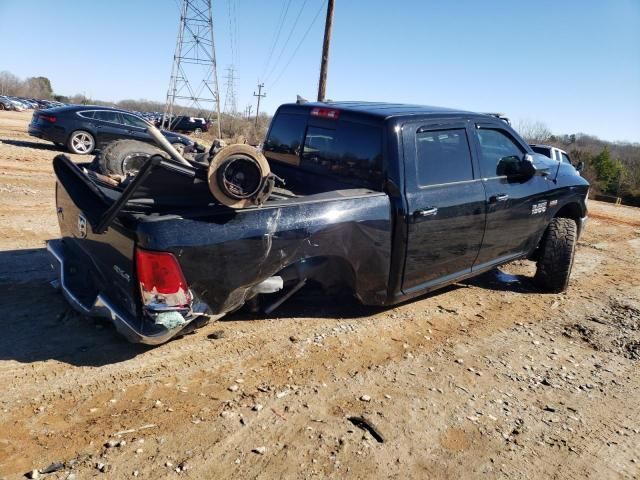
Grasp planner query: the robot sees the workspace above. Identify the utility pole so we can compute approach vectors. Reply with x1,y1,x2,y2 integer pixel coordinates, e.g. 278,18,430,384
317,0,335,102
253,83,266,127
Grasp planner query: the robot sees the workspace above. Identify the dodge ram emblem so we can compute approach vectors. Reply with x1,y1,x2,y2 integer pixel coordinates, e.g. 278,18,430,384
77,213,87,239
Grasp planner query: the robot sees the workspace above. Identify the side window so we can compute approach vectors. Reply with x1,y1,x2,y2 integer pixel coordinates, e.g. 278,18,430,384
121,113,149,128
94,111,121,124
300,122,383,188
263,113,306,166
560,152,571,164
77,110,95,119
416,128,473,186
476,128,524,177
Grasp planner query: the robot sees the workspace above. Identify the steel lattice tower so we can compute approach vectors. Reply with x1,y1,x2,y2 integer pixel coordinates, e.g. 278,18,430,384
223,65,238,115
162,0,222,137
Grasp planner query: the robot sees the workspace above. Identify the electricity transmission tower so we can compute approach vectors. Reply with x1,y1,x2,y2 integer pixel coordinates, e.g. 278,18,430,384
162,0,222,137
223,65,238,115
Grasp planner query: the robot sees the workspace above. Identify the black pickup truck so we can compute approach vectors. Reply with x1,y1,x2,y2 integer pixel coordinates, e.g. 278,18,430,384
47,102,589,344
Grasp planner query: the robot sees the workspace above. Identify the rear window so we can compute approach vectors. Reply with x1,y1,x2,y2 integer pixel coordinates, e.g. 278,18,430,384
263,113,306,166
301,122,383,188
264,112,383,188
94,111,121,123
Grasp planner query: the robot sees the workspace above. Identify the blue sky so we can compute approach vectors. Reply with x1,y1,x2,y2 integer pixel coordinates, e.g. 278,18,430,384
0,0,638,142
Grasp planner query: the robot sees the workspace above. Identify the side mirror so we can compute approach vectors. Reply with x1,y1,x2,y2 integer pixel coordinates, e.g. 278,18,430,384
576,161,584,173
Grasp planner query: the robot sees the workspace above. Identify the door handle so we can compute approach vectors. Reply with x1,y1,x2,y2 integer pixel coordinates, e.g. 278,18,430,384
489,193,509,203
414,207,438,217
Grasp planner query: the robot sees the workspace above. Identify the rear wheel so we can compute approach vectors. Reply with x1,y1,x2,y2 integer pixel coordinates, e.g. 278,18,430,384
534,217,577,293
97,139,168,176
0,103,5,111
67,130,95,154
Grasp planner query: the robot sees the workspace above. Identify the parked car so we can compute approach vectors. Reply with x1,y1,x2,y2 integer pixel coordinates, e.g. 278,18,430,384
530,144,572,164
168,115,210,134
530,144,583,175
28,105,204,154
47,101,589,344
0,96,15,111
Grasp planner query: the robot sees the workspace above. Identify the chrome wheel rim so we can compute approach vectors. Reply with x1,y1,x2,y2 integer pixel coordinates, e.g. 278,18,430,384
71,132,94,153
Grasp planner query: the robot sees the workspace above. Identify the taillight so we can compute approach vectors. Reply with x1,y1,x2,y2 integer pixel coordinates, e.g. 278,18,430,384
41,115,57,123
135,248,192,308
310,107,340,119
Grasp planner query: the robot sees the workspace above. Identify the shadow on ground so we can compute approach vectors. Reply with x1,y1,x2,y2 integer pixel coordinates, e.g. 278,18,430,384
0,248,148,367
0,138,65,151
0,247,540,367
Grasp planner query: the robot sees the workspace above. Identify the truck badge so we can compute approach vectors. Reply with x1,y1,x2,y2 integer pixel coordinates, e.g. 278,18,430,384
77,213,87,239
531,201,547,215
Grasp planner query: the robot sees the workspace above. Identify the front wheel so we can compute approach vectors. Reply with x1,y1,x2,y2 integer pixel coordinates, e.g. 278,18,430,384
534,218,577,293
67,130,95,154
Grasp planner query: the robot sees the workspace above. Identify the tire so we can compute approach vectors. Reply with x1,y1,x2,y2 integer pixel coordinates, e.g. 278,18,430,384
534,217,577,293
194,128,202,136
171,142,186,156
207,144,271,208
97,139,168,176
0,104,5,111
67,130,95,154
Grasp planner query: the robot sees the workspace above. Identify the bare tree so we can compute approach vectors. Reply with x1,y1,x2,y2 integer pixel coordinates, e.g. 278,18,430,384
0,71,21,96
516,119,553,143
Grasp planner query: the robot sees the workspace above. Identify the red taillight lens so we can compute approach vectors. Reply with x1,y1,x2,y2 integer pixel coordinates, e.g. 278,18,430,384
135,248,191,306
41,115,57,123
310,107,340,119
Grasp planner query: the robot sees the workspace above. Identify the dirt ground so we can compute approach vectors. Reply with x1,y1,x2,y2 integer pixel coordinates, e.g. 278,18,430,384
0,109,639,479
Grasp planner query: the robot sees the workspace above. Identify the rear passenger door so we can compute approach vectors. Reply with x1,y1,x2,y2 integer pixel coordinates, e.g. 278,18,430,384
471,123,551,268
402,122,486,293
93,110,126,147
120,113,151,143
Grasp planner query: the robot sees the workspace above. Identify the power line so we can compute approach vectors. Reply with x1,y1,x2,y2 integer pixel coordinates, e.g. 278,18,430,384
264,0,310,84
260,0,292,80
270,0,327,89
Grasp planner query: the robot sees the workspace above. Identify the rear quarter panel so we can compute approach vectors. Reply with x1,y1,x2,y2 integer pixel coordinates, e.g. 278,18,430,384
136,193,393,313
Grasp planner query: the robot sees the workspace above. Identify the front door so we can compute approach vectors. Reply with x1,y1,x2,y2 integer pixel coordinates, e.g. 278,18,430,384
402,123,486,293
471,123,551,269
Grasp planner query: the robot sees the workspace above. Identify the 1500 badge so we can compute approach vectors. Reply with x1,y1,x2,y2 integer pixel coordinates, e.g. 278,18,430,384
531,201,547,215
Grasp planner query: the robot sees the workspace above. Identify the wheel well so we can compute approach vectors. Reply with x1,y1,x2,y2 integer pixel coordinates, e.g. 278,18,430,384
555,202,583,235
276,256,356,293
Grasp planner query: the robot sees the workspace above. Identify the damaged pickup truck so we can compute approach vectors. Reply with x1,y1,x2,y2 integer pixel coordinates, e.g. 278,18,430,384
48,102,589,344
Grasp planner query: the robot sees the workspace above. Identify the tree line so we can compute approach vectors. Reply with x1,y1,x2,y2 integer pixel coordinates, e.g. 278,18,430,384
517,120,640,205
2,70,638,201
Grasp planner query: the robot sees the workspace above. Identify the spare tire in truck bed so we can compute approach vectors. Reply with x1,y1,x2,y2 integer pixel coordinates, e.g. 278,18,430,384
97,140,169,176
207,144,274,208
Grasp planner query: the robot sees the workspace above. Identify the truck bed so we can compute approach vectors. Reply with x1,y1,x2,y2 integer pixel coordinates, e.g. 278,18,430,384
50,154,392,344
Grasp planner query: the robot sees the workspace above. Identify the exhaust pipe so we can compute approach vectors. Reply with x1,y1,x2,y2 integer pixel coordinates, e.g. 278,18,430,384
145,124,191,166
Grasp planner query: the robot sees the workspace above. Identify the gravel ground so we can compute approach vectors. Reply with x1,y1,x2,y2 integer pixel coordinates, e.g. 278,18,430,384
0,110,639,479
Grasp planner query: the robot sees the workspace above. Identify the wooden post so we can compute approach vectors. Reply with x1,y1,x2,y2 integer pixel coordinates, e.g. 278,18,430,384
317,0,335,102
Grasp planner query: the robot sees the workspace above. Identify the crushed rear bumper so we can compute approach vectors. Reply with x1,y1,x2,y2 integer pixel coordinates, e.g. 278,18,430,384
47,239,203,345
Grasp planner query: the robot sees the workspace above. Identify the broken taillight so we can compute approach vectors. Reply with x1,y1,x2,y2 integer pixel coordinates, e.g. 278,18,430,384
135,248,192,308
